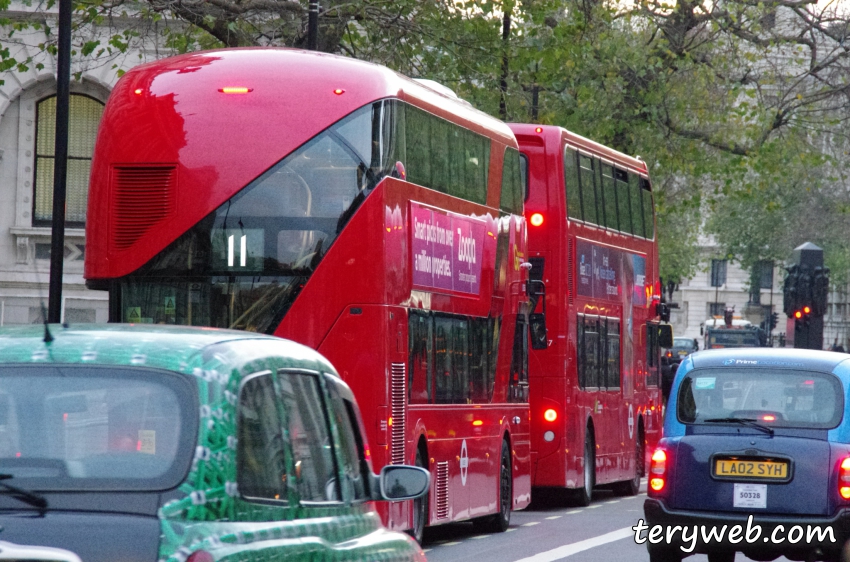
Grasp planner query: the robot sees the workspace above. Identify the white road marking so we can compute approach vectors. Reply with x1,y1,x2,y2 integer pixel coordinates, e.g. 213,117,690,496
512,526,634,562
423,549,432,553
506,528,517,533
566,509,581,514
441,541,462,546
605,500,621,504
546,515,562,520
523,521,540,527
470,535,489,540
586,504,600,509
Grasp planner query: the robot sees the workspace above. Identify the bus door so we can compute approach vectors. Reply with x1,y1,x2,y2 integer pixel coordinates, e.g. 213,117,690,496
601,316,624,479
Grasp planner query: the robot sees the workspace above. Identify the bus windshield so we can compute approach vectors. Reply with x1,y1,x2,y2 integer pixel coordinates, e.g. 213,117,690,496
118,100,399,331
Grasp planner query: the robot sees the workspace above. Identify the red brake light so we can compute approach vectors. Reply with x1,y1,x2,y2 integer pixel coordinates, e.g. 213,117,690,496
544,409,558,422
134,88,143,95
803,306,811,314
534,127,543,133
530,213,544,227
795,310,803,319
839,457,850,499
762,414,776,422
186,551,214,562
334,88,345,95
649,448,667,492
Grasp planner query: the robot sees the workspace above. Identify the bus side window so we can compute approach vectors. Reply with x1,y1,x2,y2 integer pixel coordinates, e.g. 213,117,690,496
509,313,529,402
607,319,621,388
408,310,432,404
564,147,582,221
434,316,452,404
628,173,646,238
583,316,600,388
452,318,470,403
645,323,660,387
579,155,598,225
470,318,491,403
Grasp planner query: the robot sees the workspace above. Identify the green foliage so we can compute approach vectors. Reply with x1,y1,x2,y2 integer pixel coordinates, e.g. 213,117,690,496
2,0,848,283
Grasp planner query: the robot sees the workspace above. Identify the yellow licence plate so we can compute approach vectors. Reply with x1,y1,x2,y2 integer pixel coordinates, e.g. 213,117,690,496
715,459,788,479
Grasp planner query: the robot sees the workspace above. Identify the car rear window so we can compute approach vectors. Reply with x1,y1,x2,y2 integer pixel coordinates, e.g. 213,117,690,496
0,365,195,491
677,368,844,429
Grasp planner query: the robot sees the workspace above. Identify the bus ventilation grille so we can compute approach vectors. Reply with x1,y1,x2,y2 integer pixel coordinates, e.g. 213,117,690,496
391,362,406,465
112,166,176,250
435,461,449,519
567,238,574,305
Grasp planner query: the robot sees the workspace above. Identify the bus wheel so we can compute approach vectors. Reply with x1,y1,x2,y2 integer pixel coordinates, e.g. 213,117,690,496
571,428,595,506
473,439,512,533
613,428,642,496
409,447,428,544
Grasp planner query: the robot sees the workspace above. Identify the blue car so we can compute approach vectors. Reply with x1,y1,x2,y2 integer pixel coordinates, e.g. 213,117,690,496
642,348,850,562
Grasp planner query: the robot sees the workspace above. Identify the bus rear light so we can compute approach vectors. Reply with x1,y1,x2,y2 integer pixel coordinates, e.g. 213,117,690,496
649,448,667,492
530,213,544,227
334,88,345,95
134,88,143,95
218,87,252,94
839,457,850,499
543,409,557,422
472,420,483,426
534,127,543,133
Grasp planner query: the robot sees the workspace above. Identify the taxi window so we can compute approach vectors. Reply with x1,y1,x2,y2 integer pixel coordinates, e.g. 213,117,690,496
237,373,288,501
677,368,844,429
276,370,340,503
326,380,369,501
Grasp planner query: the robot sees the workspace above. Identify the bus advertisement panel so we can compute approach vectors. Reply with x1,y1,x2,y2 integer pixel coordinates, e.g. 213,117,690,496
509,123,664,505
85,48,531,541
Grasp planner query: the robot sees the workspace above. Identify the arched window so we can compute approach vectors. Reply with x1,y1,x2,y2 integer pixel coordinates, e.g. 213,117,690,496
33,94,104,227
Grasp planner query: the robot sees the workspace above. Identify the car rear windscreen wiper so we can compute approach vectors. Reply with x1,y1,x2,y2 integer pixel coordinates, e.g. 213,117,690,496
0,474,48,509
704,417,774,436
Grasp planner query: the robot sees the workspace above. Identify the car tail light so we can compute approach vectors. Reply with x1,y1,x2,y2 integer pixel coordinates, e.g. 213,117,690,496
839,457,850,499
186,551,214,562
649,448,667,493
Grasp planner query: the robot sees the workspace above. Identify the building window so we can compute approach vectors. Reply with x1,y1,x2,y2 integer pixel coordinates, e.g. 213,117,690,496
33,94,104,227
708,302,726,317
710,259,727,287
758,260,774,289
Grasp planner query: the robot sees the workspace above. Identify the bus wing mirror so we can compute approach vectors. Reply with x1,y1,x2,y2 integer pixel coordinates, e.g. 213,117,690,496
657,324,674,348
374,465,430,501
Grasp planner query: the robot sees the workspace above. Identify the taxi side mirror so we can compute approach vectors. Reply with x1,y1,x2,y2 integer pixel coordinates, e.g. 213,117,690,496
372,465,430,501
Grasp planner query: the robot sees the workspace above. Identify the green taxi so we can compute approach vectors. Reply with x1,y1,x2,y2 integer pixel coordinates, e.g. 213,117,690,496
0,324,428,562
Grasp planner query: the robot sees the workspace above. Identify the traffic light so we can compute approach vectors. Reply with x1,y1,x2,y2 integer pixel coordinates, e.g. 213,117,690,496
770,311,778,331
812,265,830,316
783,264,800,316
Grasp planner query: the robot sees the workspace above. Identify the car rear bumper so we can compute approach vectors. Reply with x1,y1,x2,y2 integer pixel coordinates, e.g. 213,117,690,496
643,498,850,557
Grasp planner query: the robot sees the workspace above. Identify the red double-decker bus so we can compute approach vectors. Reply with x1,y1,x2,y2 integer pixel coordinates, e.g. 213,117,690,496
509,124,667,505
85,48,531,540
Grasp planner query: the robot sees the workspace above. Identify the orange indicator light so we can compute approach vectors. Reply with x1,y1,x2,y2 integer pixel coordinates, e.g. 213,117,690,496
762,414,775,421
544,409,558,422
473,420,483,426
650,478,665,491
530,213,544,227
218,87,252,94
387,416,393,427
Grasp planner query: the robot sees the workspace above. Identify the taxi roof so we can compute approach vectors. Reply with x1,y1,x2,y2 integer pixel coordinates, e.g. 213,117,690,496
0,323,332,375
689,347,850,373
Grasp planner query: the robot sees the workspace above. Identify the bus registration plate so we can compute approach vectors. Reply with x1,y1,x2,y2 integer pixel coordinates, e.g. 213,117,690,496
715,459,788,479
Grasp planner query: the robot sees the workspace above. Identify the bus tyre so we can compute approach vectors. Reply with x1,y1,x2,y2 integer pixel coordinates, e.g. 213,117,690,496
473,440,512,533
571,429,595,506
613,429,642,496
409,447,428,545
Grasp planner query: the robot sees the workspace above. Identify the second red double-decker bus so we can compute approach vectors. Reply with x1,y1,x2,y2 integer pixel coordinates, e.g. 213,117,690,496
85,48,531,540
509,124,668,505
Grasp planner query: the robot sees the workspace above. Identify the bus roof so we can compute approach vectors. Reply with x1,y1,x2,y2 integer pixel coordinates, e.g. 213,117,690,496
509,123,649,177
86,48,516,281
